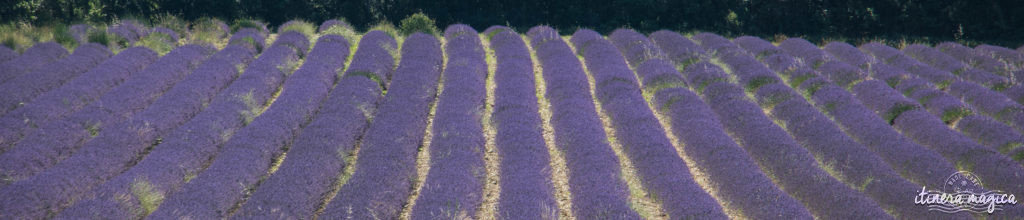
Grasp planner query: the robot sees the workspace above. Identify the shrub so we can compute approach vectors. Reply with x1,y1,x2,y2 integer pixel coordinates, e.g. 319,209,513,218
52,24,78,49
278,20,316,37
399,12,438,37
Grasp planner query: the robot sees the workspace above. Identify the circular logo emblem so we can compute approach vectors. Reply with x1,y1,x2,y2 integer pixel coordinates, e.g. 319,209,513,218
943,171,985,194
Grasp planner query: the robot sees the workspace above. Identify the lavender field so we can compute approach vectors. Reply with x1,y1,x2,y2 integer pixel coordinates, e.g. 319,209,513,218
1,20,1023,219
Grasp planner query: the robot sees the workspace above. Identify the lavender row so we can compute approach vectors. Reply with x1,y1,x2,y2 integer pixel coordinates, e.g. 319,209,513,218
0,47,155,156
680,61,891,219
236,32,387,220
0,31,272,219
150,32,350,219
726,37,946,218
525,26,639,219
824,42,875,70
903,44,1010,89
585,29,725,219
871,64,1024,156
944,80,1024,134
975,44,1024,71
0,46,15,63
937,42,1015,79
730,38,963,219
690,33,742,57
792,76,960,188
807,43,1016,192
0,43,110,116
955,115,1024,165
407,24,488,219
0,46,206,182
109,20,149,44
483,26,558,218
778,38,833,69
860,43,957,86
0,42,68,84
320,32,441,219
649,30,706,68
859,44,1024,133
632,30,810,219
734,36,785,60
48,32,305,220
851,80,1024,198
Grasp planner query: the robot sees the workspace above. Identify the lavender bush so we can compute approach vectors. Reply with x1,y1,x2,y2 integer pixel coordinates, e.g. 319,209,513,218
524,26,639,219
319,32,439,219
0,42,67,85
681,62,892,219
408,24,488,219
0,33,276,220
485,26,558,219
55,37,264,219
579,29,726,219
0,47,162,182
0,43,110,116
149,31,349,219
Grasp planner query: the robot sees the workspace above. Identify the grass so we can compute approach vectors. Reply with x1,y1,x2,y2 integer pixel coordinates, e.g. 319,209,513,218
135,31,176,55
130,179,165,216
279,20,317,38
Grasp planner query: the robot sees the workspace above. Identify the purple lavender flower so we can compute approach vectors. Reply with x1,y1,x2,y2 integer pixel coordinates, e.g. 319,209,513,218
294,33,436,220
778,38,832,69
578,28,726,219
148,30,353,219
484,26,558,218
55,40,263,219
406,24,489,219
649,30,706,68
824,41,874,69
0,47,159,182
0,36,274,220
0,43,110,116
681,63,892,219
523,25,639,219
0,42,68,84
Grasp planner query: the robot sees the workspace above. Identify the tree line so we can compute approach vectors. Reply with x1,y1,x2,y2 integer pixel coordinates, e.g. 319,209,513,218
5,0,1022,47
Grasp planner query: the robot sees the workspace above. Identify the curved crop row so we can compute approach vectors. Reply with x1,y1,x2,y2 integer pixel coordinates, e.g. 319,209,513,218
976,44,1024,71
621,30,810,219
861,43,958,86
851,80,1024,198
525,26,639,219
319,32,440,219
778,38,832,69
407,24,489,219
864,63,1024,160
0,46,15,63
903,44,1010,90
648,30,706,69
823,42,875,70
236,31,384,219
51,31,309,220
0,30,275,219
0,47,155,157
579,29,725,219
149,32,352,219
947,81,1024,133
679,59,890,218
937,42,1015,79
0,44,110,116
0,45,207,182
0,42,67,84
733,38,963,219
483,26,558,218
